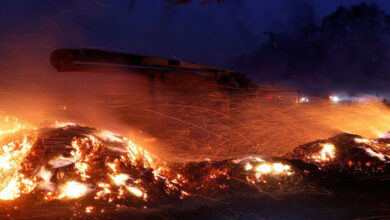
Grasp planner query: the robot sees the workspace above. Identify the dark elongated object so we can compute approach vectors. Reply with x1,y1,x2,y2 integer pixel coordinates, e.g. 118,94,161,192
50,48,225,74
50,48,301,96
50,48,257,89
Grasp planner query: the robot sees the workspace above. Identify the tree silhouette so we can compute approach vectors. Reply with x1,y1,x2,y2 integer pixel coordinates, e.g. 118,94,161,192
233,3,390,93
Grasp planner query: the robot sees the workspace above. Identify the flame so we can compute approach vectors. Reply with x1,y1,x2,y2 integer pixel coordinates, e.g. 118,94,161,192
85,206,94,213
252,162,292,175
245,163,253,170
59,181,89,199
0,116,37,200
0,175,36,200
126,186,144,197
354,138,371,144
255,164,272,173
110,174,130,186
361,147,386,161
271,163,291,173
310,143,336,162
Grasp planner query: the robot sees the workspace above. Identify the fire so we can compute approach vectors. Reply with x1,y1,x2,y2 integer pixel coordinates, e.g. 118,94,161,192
85,206,94,213
353,137,389,162
255,164,272,173
272,163,291,173
239,157,294,185
2,115,389,218
0,175,35,200
362,148,386,161
0,116,37,200
110,174,130,186
59,181,89,199
252,162,291,175
71,137,96,181
245,163,253,170
354,138,371,144
0,116,35,136
126,186,144,197
310,143,336,162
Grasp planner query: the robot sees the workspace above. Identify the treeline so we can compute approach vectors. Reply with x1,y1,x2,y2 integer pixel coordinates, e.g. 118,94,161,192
233,3,390,94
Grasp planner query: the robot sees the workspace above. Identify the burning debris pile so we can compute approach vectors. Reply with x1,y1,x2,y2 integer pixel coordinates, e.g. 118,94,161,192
286,133,390,184
0,122,188,204
0,116,389,218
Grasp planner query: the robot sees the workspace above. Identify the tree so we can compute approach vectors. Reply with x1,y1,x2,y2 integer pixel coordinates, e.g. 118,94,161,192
232,3,390,93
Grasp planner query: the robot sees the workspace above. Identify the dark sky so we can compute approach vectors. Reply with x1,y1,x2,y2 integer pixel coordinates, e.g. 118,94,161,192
1,0,390,69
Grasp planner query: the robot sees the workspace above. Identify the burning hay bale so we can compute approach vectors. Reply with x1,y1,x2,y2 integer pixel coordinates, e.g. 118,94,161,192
0,116,390,219
285,133,390,185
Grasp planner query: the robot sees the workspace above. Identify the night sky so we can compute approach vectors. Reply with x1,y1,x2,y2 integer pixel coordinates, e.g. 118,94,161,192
0,0,390,85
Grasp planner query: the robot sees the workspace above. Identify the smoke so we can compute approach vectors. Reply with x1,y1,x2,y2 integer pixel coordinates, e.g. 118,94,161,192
2,0,390,164
285,0,317,34
230,3,390,97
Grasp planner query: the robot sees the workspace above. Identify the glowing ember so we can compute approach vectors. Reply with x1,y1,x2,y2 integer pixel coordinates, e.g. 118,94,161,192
85,206,94,213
